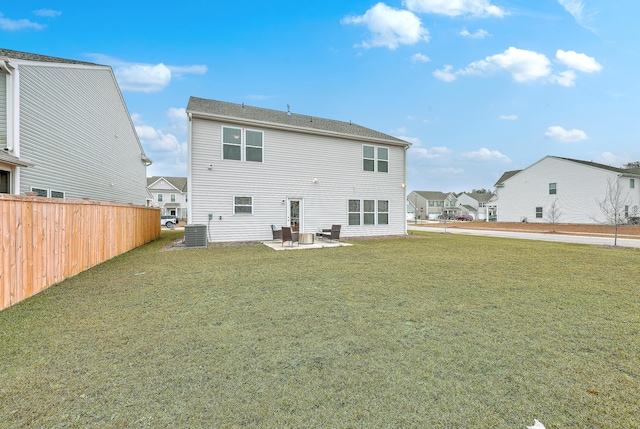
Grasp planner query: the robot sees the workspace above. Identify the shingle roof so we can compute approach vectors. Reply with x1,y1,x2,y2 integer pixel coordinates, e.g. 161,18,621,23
494,170,521,187
147,176,188,192
0,48,99,66
464,192,495,203
186,97,410,146
413,191,450,201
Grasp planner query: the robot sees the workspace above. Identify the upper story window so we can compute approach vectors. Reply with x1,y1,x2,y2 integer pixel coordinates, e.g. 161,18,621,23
222,126,263,163
170,194,176,202
631,178,635,189
549,183,557,195
363,145,389,173
157,193,163,202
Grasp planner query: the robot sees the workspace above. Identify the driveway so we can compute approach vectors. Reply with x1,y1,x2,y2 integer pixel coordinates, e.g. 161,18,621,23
408,224,640,248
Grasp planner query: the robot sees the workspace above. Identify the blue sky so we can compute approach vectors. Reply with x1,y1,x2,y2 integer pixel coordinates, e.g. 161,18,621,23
2,0,639,192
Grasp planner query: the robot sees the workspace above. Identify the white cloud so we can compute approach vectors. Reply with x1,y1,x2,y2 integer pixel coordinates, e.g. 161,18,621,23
544,125,588,142
0,13,44,30
556,49,602,73
557,0,595,30
459,47,551,82
462,147,511,162
411,53,431,63
460,28,489,39
341,2,429,49
33,9,61,17
135,114,187,176
440,167,464,174
86,54,207,92
499,114,518,120
433,65,457,82
117,63,173,93
594,152,630,167
550,70,577,87
404,0,506,17
412,146,451,159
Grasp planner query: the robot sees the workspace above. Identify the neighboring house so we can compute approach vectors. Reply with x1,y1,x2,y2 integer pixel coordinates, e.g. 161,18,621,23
186,97,411,242
407,190,459,219
147,176,188,219
0,48,151,204
456,192,496,221
494,156,640,223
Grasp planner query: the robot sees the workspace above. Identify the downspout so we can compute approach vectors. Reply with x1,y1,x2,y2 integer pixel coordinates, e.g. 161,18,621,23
403,145,409,235
187,112,193,225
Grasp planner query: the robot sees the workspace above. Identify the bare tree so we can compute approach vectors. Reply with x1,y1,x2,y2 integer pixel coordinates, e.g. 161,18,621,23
545,199,562,232
622,161,640,170
595,177,632,246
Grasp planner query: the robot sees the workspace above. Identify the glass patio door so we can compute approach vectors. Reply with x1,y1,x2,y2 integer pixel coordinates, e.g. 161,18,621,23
288,199,302,232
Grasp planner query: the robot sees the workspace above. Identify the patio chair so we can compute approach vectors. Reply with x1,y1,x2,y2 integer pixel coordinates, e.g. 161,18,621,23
282,227,299,247
271,224,282,241
320,224,341,242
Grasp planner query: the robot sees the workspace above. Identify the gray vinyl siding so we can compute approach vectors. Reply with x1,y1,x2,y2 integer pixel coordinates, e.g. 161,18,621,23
496,157,640,223
190,117,407,242
0,72,6,148
17,64,148,204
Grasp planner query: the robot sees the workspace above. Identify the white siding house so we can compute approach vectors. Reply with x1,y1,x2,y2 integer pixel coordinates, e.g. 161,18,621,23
0,48,151,204
456,192,496,221
147,176,188,219
494,156,640,224
186,97,411,242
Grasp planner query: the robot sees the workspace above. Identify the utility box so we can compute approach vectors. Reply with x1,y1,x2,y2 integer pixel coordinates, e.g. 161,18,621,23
184,224,208,248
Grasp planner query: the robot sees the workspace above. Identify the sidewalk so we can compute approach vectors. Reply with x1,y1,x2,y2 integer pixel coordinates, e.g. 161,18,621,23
408,224,640,248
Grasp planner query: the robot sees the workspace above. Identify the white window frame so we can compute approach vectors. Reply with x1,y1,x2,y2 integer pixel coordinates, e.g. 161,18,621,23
50,190,65,199
362,144,389,173
233,196,253,215
31,187,48,197
157,193,163,202
536,207,543,218
170,193,176,202
348,199,390,226
222,126,264,163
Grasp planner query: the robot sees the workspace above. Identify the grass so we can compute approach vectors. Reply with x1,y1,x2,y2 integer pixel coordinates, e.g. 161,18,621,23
1,231,639,428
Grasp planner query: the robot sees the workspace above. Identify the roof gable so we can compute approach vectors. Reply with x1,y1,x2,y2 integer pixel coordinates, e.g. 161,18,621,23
186,97,410,147
147,176,187,192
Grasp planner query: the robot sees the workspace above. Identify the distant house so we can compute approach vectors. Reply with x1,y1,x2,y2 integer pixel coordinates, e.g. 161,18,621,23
147,176,188,219
456,192,496,221
407,190,458,219
0,48,151,203
494,156,640,223
186,97,411,242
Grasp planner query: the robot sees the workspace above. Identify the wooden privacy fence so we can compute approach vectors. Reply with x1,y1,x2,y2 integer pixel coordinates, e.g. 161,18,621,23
1,194,161,311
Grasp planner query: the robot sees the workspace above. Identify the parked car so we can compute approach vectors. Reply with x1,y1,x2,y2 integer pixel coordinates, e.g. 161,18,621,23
457,214,473,221
161,215,179,227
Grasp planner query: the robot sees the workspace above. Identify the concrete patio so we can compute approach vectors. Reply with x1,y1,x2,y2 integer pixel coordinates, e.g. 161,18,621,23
262,238,352,251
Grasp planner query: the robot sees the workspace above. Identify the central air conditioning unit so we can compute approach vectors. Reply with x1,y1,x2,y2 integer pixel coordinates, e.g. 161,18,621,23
184,224,208,248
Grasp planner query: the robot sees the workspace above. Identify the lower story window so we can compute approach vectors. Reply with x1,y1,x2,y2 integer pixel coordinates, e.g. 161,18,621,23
378,200,389,225
234,196,253,214
0,170,9,194
349,199,390,225
536,207,543,218
31,187,48,197
51,190,65,199
349,200,361,225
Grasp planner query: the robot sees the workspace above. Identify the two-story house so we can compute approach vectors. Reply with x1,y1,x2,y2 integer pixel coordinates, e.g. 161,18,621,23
407,191,458,220
456,192,496,221
147,176,188,219
0,48,151,204
186,97,411,242
494,156,640,223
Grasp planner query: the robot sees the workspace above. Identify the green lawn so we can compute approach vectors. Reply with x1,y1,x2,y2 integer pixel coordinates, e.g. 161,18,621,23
1,231,639,428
